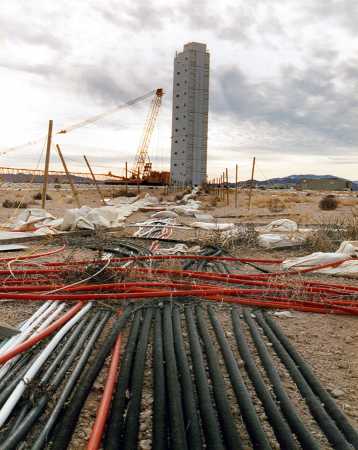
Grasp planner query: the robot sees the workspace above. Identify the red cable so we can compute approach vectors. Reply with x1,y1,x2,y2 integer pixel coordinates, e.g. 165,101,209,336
0,245,65,264
87,333,122,450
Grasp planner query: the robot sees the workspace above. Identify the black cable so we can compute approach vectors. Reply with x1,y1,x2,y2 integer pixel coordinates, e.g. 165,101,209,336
152,307,168,450
105,309,142,450
263,312,358,449
243,308,319,450
162,303,188,450
185,306,225,450
207,306,271,450
228,307,298,449
196,306,243,450
172,306,202,450
48,308,132,450
121,307,153,450
255,311,352,450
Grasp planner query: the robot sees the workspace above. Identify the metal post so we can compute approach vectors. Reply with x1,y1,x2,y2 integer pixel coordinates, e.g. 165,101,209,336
225,168,229,206
83,155,106,205
56,145,81,208
41,120,53,209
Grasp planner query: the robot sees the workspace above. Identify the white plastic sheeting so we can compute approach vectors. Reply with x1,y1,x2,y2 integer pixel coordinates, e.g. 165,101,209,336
191,222,236,231
156,244,201,255
258,233,305,249
282,241,358,275
61,194,161,231
257,219,310,249
8,209,62,232
257,219,298,233
151,210,179,219
1,194,162,234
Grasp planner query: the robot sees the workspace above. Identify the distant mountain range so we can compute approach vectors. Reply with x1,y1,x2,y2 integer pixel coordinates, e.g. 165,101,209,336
237,174,358,191
0,173,92,184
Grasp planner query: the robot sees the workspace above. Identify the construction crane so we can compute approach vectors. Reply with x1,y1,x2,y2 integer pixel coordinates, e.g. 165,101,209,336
131,88,164,179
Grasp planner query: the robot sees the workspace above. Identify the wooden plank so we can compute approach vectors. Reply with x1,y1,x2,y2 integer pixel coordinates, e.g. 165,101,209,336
42,119,53,209
83,155,106,205
56,145,81,208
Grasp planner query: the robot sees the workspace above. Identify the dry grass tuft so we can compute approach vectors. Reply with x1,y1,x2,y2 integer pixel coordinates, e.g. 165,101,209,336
2,199,27,209
209,196,221,207
268,196,285,213
199,224,259,251
305,215,358,251
337,196,357,207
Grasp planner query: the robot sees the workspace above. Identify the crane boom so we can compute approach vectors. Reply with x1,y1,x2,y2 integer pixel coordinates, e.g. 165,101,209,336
0,89,156,155
132,88,163,178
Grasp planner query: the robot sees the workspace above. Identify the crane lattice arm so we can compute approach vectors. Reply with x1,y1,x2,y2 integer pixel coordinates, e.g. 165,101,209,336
132,88,163,178
0,89,156,155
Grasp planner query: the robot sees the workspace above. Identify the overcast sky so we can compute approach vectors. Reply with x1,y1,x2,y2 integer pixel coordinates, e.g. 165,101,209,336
1,0,358,181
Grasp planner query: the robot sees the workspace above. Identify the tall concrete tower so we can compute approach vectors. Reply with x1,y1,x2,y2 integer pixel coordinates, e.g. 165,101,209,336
170,42,210,186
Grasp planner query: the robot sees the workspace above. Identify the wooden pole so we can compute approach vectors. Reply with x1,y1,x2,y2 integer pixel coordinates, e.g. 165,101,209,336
235,164,238,208
56,145,81,208
222,172,225,201
125,161,128,194
83,155,106,205
248,156,256,211
225,168,229,206
41,120,53,209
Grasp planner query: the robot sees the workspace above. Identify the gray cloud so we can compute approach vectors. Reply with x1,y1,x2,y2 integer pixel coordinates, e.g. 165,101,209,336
306,0,358,34
1,0,358,177
213,55,358,154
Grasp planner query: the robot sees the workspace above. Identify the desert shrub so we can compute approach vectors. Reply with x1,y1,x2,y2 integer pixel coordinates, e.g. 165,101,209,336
110,189,137,198
33,192,52,200
319,195,338,211
2,199,27,209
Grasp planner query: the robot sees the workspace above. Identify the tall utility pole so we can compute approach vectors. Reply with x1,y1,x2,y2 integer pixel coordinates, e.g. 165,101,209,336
248,156,256,211
83,155,106,205
125,161,128,194
56,145,81,208
235,164,238,208
41,120,53,209
225,168,229,206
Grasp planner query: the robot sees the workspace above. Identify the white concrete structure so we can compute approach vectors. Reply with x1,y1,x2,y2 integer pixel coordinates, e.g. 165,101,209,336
170,42,209,186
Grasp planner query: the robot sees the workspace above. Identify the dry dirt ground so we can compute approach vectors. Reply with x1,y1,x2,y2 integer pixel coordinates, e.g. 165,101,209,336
0,183,357,448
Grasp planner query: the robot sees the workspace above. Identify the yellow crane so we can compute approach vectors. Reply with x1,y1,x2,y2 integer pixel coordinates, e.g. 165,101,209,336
131,88,163,179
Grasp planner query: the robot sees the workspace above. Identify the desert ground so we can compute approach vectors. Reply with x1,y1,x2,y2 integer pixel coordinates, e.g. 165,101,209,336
0,183,357,449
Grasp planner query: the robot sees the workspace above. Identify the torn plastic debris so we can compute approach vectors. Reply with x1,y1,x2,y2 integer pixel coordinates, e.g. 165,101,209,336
8,209,61,232
282,241,358,275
